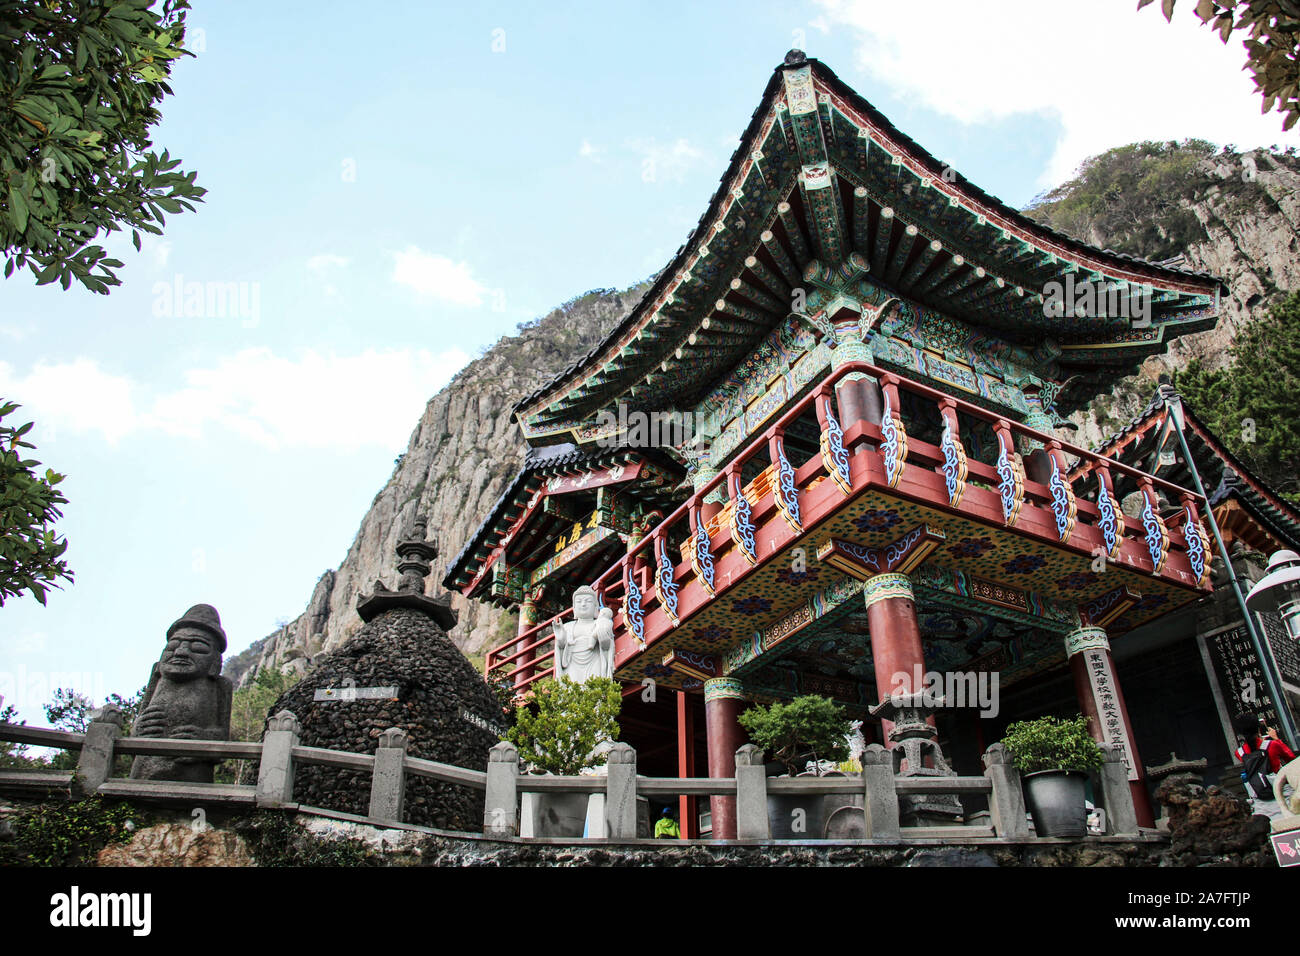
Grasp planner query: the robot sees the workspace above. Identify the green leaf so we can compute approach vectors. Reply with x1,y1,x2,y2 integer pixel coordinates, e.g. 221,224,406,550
8,188,29,234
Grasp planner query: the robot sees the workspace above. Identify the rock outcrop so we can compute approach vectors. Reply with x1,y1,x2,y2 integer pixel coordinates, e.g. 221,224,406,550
224,285,648,685
1041,146,1300,448
96,823,255,867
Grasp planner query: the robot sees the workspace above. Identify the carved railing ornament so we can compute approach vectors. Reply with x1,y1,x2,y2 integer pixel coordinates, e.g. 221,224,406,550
690,518,716,597
655,536,680,627
624,565,646,648
996,441,1025,527
818,395,852,495
772,433,803,533
1048,456,1077,544
1183,504,1209,585
729,490,758,565
1141,489,1170,575
880,391,908,489
1096,472,1122,559
939,416,967,508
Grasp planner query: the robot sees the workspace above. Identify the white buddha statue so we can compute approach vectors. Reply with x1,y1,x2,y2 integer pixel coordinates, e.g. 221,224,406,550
554,585,615,682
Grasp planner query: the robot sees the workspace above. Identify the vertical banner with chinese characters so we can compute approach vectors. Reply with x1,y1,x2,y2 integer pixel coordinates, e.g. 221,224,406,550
1081,646,1140,782
1197,623,1282,731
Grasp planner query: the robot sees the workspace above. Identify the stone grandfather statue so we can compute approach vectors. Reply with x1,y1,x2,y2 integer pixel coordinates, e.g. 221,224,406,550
553,586,615,683
129,604,233,783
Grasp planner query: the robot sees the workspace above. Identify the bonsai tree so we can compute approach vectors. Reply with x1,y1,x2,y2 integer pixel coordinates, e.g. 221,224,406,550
505,677,621,775
1000,715,1105,774
738,694,852,776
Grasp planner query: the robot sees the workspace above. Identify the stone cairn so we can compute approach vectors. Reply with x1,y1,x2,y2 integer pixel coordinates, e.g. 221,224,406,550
262,517,502,830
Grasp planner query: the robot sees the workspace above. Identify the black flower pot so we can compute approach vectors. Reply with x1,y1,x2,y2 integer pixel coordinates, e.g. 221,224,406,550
1022,769,1088,838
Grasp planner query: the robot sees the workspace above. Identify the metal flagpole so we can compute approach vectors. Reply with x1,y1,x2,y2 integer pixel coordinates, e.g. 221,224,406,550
1164,389,1299,746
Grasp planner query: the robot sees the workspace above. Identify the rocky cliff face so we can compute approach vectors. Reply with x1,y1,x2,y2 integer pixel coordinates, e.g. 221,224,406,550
227,147,1300,687
224,284,648,686
1036,146,1300,448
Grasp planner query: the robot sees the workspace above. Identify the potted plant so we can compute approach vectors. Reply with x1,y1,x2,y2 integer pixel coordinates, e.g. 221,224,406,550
739,694,852,840
505,676,621,837
1000,714,1104,838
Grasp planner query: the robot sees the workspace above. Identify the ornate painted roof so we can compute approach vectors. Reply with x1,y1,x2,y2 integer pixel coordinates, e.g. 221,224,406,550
1096,382,1300,553
512,51,1225,446
441,443,684,598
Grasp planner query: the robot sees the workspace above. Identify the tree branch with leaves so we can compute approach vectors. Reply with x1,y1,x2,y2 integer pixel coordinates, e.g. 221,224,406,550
1,0,205,293
0,401,72,606
1140,0,1300,131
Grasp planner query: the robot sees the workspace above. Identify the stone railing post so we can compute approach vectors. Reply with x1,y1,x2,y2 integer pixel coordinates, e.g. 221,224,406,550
735,743,769,840
1099,743,1139,836
605,742,638,840
73,704,123,797
368,727,409,823
256,710,300,808
861,743,900,839
484,741,519,837
982,742,1029,838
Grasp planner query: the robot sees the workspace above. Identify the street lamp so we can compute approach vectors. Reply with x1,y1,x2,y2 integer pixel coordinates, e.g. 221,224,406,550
1245,549,1300,641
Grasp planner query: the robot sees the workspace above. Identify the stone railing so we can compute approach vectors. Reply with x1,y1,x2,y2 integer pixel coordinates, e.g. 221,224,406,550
484,739,1142,841
0,708,484,826
1,713,1140,843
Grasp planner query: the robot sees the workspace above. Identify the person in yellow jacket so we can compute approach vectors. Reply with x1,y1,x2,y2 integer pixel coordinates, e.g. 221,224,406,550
654,806,680,839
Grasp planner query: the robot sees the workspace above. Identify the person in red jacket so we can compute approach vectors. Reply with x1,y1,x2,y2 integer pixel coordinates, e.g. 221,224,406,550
1233,715,1296,821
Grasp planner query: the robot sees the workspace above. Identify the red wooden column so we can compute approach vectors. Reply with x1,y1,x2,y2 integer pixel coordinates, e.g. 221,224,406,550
676,690,699,839
864,572,933,745
1065,626,1156,828
516,585,543,687
703,677,748,839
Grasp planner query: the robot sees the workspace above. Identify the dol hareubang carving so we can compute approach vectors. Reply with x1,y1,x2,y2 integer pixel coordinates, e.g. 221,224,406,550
129,604,233,783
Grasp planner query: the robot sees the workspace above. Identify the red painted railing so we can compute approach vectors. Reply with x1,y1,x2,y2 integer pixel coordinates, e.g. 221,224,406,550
486,360,1210,693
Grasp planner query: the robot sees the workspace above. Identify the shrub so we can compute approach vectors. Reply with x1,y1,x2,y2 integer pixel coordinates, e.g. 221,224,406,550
0,796,141,866
506,677,621,775
738,695,852,776
1001,715,1104,774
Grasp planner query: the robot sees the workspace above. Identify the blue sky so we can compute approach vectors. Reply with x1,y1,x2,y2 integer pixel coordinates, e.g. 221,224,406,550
1,0,1293,723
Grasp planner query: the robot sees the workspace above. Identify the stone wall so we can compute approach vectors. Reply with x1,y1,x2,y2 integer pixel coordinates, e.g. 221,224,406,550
78,804,1280,867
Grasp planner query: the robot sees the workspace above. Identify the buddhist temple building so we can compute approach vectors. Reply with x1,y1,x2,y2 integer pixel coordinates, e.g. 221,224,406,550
444,52,1297,838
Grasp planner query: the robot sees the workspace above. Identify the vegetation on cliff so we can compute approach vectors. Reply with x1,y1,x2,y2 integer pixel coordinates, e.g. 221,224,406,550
1178,291,1300,501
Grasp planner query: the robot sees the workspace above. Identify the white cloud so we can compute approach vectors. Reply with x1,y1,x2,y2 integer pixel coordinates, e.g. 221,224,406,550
307,253,350,274
0,357,140,444
579,139,605,162
627,137,706,183
391,246,489,306
811,0,1298,187
0,347,470,451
